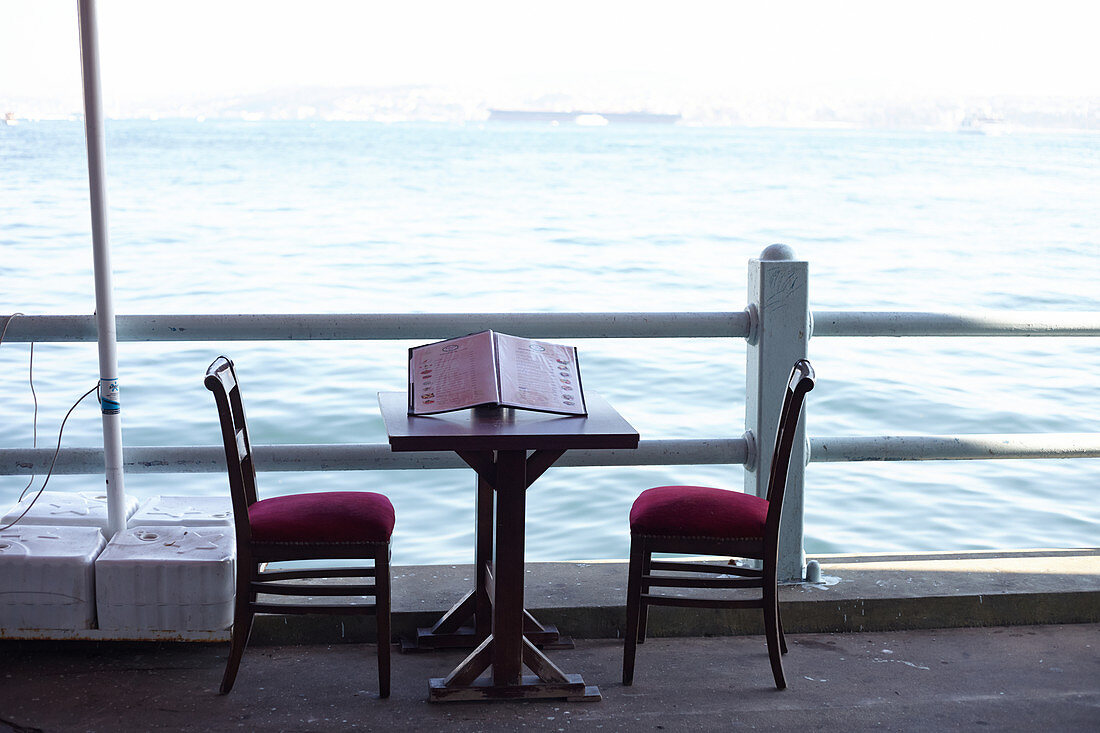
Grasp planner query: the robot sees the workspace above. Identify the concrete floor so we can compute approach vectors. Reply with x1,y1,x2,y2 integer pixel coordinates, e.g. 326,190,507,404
2,623,1098,732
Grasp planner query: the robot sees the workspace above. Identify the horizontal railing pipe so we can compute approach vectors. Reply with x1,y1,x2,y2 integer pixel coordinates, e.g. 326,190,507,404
0,438,750,476
810,434,1100,462
812,311,1100,338
8,311,1099,344
6,432,1097,477
0,312,750,343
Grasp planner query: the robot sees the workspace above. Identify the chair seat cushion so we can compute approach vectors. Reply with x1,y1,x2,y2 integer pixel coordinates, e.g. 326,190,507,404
249,491,395,544
629,485,768,539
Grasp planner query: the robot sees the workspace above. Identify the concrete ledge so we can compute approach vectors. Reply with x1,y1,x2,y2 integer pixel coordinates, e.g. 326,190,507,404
5,548,1096,643
248,547,1100,645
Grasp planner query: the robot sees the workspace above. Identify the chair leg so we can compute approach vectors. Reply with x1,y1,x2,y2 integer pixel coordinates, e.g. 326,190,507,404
376,549,392,699
778,604,788,655
220,563,256,695
637,548,652,644
762,583,786,690
622,539,646,685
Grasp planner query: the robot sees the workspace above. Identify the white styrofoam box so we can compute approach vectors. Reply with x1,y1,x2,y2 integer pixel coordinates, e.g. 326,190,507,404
0,525,107,630
95,525,235,632
128,495,233,528
1,491,139,532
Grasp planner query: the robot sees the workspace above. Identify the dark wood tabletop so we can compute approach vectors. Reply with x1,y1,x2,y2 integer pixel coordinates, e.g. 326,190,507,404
378,391,639,453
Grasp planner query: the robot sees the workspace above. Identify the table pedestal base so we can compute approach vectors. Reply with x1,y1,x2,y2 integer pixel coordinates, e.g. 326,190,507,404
401,593,574,652
404,624,573,653
429,675,600,703
427,634,598,703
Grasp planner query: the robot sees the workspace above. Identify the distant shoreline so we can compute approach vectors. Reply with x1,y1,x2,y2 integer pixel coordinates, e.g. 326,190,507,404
4,116,1100,135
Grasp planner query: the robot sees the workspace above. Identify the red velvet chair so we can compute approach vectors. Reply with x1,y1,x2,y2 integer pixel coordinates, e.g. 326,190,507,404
205,356,395,697
622,359,815,690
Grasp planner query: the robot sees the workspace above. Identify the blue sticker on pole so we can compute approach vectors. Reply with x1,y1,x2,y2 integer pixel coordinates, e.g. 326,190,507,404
99,377,120,414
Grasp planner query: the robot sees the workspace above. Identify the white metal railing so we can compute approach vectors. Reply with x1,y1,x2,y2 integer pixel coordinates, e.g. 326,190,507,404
810,434,1100,462
4,247,1099,580
6,432,1100,474
0,440,748,475
0,312,747,342
813,311,1100,337
8,310,1098,343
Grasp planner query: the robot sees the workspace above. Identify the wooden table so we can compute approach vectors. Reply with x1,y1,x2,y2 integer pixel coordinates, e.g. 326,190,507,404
378,391,639,702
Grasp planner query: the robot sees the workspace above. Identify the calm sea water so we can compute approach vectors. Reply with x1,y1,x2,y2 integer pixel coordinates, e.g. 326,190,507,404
2,120,1097,564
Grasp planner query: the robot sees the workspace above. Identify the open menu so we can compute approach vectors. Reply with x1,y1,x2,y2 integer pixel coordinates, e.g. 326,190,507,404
408,330,586,416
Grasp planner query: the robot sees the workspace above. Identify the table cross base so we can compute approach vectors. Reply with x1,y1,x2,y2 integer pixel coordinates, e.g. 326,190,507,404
427,625,598,702
429,675,600,702
401,589,574,652
404,624,573,653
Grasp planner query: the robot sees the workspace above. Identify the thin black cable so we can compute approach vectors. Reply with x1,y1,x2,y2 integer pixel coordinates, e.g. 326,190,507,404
17,342,38,501
0,312,21,340
0,383,99,531
0,312,39,501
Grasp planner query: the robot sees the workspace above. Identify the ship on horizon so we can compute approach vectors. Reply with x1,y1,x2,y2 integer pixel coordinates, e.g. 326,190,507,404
488,109,680,125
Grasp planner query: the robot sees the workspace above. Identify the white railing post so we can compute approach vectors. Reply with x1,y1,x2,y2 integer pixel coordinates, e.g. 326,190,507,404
745,244,810,582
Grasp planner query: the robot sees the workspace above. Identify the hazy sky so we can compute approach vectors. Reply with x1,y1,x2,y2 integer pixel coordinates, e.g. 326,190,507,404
2,0,1098,107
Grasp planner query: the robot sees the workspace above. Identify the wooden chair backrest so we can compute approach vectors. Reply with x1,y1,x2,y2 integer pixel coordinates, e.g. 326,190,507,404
205,356,258,541
763,359,816,539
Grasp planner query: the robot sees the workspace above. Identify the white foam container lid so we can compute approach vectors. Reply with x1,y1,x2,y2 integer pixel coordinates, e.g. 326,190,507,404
128,495,233,527
2,491,139,532
95,525,235,632
0,524,107,630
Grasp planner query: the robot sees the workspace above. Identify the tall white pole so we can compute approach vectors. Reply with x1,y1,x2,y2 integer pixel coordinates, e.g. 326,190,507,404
78,0,126,537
